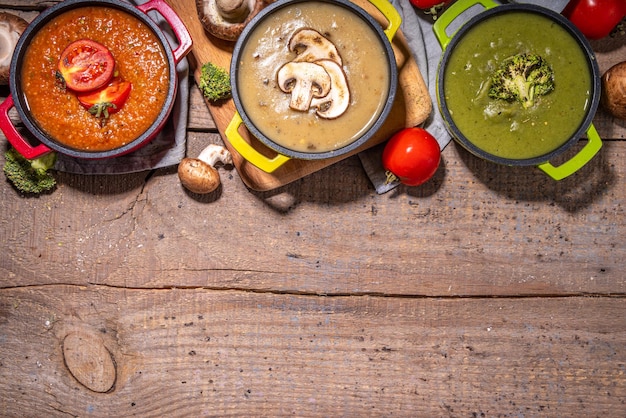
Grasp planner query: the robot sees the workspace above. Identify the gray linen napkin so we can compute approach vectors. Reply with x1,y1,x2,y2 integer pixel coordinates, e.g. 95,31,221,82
359,0,568,193
54,0,189,174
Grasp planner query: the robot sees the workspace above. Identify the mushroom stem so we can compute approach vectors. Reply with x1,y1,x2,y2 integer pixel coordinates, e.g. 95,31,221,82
216,0,250,22
277,61,332,111
196,0,265,41
198,143,233,167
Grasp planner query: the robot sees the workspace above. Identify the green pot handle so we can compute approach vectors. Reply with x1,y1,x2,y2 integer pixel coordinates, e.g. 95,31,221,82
432,0,499,50
537,124,602,181
225,112,291,173
369,0,402,41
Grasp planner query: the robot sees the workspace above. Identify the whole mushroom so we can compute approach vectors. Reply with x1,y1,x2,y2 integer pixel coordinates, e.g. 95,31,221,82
0,12,28,85
196,0,266,42
601,61,626,120
178,144,233,194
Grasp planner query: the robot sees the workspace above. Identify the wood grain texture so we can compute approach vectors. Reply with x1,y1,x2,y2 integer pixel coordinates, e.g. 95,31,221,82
0,0,52,10
1,286,624,417
62,331,117,393
1,1,625,416
166,0,431,191
1,132,624,297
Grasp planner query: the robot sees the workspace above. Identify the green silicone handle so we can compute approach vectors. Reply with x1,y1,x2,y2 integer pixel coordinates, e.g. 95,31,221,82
537,124,603,181
225,112,291,173
432,0,499,50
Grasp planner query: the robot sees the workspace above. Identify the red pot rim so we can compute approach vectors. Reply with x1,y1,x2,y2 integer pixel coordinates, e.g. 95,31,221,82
7,0,190,159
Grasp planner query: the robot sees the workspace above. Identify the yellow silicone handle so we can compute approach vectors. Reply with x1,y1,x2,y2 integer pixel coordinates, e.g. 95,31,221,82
225,112,291,173
368,0,402,41
432,0,499,50
537,124,602,181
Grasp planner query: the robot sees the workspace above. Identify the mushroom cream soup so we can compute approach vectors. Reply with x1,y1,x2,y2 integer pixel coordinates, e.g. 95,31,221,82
443,11,592,160
236,1,391,153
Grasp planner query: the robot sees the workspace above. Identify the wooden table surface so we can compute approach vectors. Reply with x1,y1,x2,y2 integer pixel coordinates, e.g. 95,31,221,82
1,1,625,416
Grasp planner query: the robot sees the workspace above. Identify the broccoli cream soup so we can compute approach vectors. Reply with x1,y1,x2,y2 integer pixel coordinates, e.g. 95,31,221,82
443,11,592,160
236,1,391,153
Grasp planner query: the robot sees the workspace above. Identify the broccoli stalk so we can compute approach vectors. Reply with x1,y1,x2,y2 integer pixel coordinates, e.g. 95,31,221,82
198,62,232,102
488,53,555,109
3,147,57,194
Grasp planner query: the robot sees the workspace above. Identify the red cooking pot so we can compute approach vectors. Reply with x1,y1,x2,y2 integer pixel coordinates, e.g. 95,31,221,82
0,0,192,160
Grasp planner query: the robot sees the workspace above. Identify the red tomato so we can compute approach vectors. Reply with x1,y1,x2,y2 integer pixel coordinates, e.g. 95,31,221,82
77,79,132,119
382,127,441,187
409,0,452,14
562,0,626,40
409,0,452,9
57,39,115,92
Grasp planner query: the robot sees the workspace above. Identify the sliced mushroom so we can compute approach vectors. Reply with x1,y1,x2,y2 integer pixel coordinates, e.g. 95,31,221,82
289,28,342,66
310,59,350,119
277,61,331,111
0,12,28,85
196,0,266,42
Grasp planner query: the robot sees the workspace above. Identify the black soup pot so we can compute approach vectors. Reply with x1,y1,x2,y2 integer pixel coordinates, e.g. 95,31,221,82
433,0,601,180
225,0,402,173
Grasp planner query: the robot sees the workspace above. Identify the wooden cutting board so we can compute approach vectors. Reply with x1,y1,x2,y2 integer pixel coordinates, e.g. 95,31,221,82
166,0,431,191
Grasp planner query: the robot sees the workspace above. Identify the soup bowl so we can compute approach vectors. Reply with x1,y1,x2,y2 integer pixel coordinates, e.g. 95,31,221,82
0,0,192,160
225,0,400,173
434,0,602,180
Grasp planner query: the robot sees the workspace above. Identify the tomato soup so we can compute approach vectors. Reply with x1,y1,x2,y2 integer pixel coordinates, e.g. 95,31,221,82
21,6,170,152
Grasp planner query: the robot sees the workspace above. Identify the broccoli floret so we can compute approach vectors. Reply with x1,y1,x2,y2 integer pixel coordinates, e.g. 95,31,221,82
3,147,57,194
198,62,232,102
488,53,555,109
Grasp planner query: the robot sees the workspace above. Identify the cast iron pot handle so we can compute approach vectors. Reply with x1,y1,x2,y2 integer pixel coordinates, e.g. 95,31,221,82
432,0,499,50
137,0,193,63
0,96,52,160
537,124,602,181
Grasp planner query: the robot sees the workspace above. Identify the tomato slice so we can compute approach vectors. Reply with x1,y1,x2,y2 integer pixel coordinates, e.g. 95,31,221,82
77,79,132,119
57,39,115,92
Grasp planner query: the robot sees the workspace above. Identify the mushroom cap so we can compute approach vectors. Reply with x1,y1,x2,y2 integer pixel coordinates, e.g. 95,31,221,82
601,61,626,120
311,59,350,119
0,12,28,85
178,157,221,194
196,0,266,42
289,28,342,66
277,61,332,111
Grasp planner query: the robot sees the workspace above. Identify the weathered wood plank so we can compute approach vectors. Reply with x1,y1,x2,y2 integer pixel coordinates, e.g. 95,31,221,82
0,2,624,416
1,131,624,297
0,286,624,417
187,84,217,132
0,2,52,12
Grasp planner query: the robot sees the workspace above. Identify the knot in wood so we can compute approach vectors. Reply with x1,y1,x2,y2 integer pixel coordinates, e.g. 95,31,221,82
62,331,117,393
